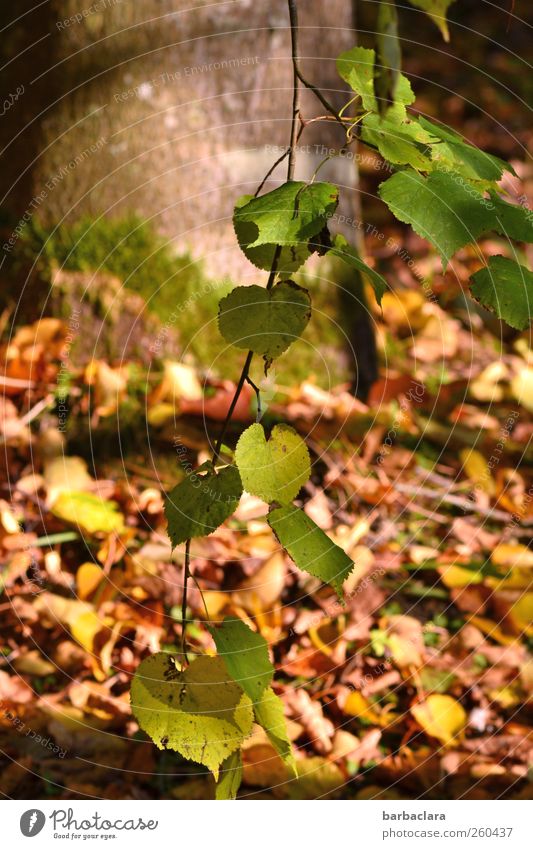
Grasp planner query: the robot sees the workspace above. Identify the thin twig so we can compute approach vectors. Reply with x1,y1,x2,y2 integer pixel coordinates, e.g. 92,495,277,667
180,538,191,662
254,149,290,198
287,0,301,181
19,393,54,427
212,349,254,463
246,374,262,421
181,0,306,652
395,482,533,524
294,67,345,131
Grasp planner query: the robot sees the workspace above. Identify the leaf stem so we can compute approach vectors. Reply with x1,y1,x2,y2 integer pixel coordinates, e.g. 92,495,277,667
180,538,191,662
181,0,303,652
212,349,254,462
287,0,301,181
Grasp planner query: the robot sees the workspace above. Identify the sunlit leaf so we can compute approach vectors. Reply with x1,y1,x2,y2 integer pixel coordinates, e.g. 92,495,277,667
336,46,377,111
76,562,104,600
254,686,297,775
215,749,243,799
420,116,512,180
379,169,497,267
130,653,254,779
218,281,311,361
233,182,338,273
165,465,242,548
52,492,125,535
459,448,495,496
211,616,273,702
268,505,354,599
410,694,466,745
44,456,92,507
407,0,457,41
470,256,533,331
362,114,433,170
235,423,310,505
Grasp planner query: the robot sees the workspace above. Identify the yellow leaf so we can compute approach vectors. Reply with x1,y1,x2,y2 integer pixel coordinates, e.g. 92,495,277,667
488,685,521,708
508,593,533,637
150,361,203,405
511,366,533,413
44,456,92,507
147,402,175,427
487,567,531,591
200,590,230,620
439,565,483,588
410,695,466,746
86,360,128,417
71,610,102,654
468,615,517,646
76,563,104,599
52,491,125,535
381,289,428,335
491,544,533,569
469,361,507,402
343,691,381,724
0,502,21,534
460,448,495,495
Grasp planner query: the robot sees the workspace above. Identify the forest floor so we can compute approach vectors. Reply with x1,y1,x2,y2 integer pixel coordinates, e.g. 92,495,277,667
1,247,533,799
1,8,533,799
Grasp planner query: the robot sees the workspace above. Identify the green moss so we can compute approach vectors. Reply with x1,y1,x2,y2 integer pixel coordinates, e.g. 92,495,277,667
5,212,353,385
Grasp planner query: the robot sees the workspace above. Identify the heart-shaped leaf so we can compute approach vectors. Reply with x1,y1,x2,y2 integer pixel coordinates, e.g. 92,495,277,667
130,653,253,779
218,281,311,361
233,181,338,273
165,465,242,548
235,423,310,504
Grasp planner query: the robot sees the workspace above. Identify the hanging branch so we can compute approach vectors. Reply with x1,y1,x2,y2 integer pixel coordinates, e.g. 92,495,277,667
179,0,304,657
287,0,301,180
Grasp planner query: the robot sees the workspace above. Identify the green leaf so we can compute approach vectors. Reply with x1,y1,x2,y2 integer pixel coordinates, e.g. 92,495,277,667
378,169,495,267
215,749,243,800
362,113,433,170
254,686,297,776
52,491,124,535
420,116,512,181
268,505,354,599
327,234,387,305
384,73,416,123
130,654,254,779
165,465,242,547
233,182,339,273
470,256,533,331
489,194,533,243
376,0,402,113
235,423,310,505
407,0,457,41
218,281,311,361
211,617,273,702
336,46,377,112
